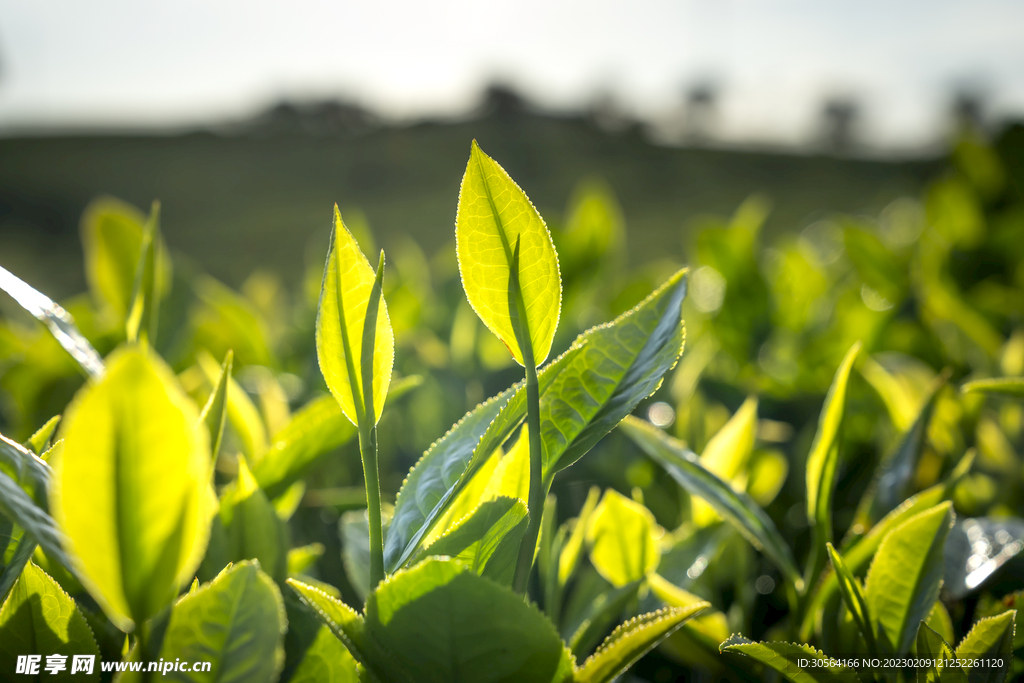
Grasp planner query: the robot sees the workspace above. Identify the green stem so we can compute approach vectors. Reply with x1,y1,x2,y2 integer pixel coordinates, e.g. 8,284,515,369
359,422,385,589
512,355,544,595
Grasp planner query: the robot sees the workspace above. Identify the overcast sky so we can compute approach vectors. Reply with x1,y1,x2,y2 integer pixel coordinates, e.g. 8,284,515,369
0,0,1022,147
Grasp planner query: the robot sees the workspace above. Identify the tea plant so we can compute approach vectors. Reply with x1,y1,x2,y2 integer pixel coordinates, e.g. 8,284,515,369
0,133,1023,682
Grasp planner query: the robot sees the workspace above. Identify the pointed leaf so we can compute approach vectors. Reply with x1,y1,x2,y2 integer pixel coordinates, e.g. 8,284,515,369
316,206,394,425
287,543,325,577
826,543,876,655
417,496,528,584
961,377,1024,398
559,486,600,586
542,268,688,475
862,373,946,524
126,201,165,343
383,347,577,572
620,416,802,591
917,622,967,683
586,489,659,587
955,611,1015,683
0,264,105,378
360,558,574,683
282,587,360,683
81,196,145,318
567,579,644,657
50,346,214,630
865,502,954,654
0,562,100,679
198,350,268,463
0,445,70,575
254,395,357,499
807,342,862,534
720,635,861,683
25,415,60,456
159,561,286,683
694,396,758,525
456,140,561,366
223,458,288,584
199,350,232,464
287,577,369,670
576,604,709,683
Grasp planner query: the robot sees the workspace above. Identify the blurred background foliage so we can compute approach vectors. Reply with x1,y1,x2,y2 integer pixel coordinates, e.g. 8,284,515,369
2,107,1024,679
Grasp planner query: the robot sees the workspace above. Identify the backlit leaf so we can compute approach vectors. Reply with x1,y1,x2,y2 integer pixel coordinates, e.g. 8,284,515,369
620,416,802,591
955,611,1015,683
359,558,574,683
961,377,1024,398
586,489,659,587
694,396,757,525
0,562,100,679
826,543,876,655
559,486,600,586
864,502,954,654
159,561,286,683
316,206,394,425
720,635,860,683
81,196,145,319
50,346,214,630
456,141,561,366
576,604,709,683
281,587,360,683
198,350,232,464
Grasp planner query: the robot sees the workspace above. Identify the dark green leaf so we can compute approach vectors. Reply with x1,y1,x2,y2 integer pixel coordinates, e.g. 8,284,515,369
916,623,967,683
620,416,802,591
826,543,876,655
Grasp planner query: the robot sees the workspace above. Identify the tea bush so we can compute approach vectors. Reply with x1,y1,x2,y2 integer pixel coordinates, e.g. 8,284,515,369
0,133,1023,682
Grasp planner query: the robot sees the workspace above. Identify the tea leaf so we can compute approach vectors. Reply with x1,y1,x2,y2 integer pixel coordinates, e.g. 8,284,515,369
198,350,232,464
806,342,861,540
81,196,145,319
955,611,1015,682
719,635,860,683
198,350,268,463
620,416,802,591
50,347,214,630
0,562,100,678
25,415,60,456
281,588,360,683
693,396,758,525
586,489,659,587
826,542,876,655
559,486,600,586
0,437,70,574
0,264,105,378
316,206,394,426
383,348,577,573
542,268,688,476
159,561,286,683
961,377,1024,398
576,604,710,683
864,502,954,654
287,577,369,669
916,622,967,683
456,141,561,366
417,496,528,584
254,395,356,499
222,458,288,585
361,558,574,683
126,201,167,344
567,579,644,657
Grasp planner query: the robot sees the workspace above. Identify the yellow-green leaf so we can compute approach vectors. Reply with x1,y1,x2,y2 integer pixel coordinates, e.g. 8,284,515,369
50,346,214,630
81,196,146,319
586,489,659,587
316,206,394,425
455,141,561,366
559,486,600,586
0,562,100,679
694,396,758,526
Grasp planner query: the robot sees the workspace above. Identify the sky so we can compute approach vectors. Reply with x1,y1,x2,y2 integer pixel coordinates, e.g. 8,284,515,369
0,0,1022,149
